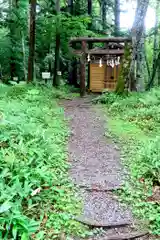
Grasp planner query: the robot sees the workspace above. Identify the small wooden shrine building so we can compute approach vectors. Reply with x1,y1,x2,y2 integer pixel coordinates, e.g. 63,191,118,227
69,37,132,96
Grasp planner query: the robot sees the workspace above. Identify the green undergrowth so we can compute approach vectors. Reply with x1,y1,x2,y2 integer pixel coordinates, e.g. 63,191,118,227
94,89,160,236
0,84,89,239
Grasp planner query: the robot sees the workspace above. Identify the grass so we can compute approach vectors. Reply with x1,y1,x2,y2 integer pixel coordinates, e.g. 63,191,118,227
0,84,89,239
94,88,160,236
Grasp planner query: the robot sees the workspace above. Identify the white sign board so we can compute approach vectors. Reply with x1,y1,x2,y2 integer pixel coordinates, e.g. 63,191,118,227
13,77,18,81
57,71,62,76
42,72,51,79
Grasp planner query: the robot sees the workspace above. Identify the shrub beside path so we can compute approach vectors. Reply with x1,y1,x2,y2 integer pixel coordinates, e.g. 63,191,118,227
63,97,149,240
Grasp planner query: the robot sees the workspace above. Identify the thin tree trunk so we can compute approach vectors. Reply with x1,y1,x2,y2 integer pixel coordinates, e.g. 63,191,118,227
146,52,160,90
9,0,18,80
53,0,61,87
153,0,159,70
158,58,160,85
154,0,160,85
88,0,92,30
53,32,60,86
68,0,78,87
147,0,160,88
136,34,146,91
114,0,120,36
88,0,92,16
101,0,107,31
68,0,73,14
21,31,27,81
27,0,36,83
88,0,92,36
0,65,2,79
144,43,151,80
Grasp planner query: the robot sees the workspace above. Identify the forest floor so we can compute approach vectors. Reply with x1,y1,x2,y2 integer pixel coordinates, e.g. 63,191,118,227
1,84,159,239
63,97,150,240
0,85,88,239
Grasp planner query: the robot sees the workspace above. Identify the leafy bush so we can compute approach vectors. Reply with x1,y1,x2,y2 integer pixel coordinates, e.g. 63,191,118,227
95,88,160,133
93,91,123,104
0,85,86,239
97,88,160,235
120,137,160,235
132,137,160,186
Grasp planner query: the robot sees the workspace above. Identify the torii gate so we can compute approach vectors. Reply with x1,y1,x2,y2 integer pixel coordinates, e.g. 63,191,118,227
69,37,132,96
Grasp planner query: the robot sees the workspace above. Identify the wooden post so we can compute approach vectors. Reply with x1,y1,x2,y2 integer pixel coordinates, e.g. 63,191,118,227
104,64,108,89
87,62,90,91
80,41,86,97
70,37,132,44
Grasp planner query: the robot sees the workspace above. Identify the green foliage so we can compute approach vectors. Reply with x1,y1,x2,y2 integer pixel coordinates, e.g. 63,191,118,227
110,88,160,133
118,136,160,236
0,28,10,76
95,88,160,235
36,12,93,76
0,0,113,82
0,85,88,239
93,91,123,104
96,88,160,133
132,137,160,185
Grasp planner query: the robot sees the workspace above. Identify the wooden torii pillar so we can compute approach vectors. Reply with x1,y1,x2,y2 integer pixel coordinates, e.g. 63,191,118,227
80,41,87,97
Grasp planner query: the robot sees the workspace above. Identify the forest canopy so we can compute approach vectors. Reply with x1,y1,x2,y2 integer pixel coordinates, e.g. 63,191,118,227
0,0,159,92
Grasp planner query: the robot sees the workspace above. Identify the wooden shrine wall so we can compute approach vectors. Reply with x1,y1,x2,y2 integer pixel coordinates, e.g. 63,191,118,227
90,63,121,92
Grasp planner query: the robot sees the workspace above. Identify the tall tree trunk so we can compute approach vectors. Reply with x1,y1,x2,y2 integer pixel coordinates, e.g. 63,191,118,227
101,0,107,31
68,0,79,87
87,0,92,89
158,59,160,86
114,0,120,36
68,0,73,15
136,34,146,91
153,0,160,85
27,0,36,83
9,0,18,80
146,52,160,90
88,0,92,16
88,0,92,30
53,0,61,87
21,31,27,81
153,0,159,69
147,0,160,90
144,42,151,80
128,0,149,91
88,0,92,41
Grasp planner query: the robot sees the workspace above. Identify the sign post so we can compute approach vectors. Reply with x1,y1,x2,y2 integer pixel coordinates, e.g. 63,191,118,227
42,72,51,84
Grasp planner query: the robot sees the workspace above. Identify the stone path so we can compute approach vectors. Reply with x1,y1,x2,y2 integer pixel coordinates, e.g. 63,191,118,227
63,97,149,240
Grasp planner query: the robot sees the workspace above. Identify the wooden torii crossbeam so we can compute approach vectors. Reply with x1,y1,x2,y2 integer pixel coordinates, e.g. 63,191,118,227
69,37,132,97
70,37,131,43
